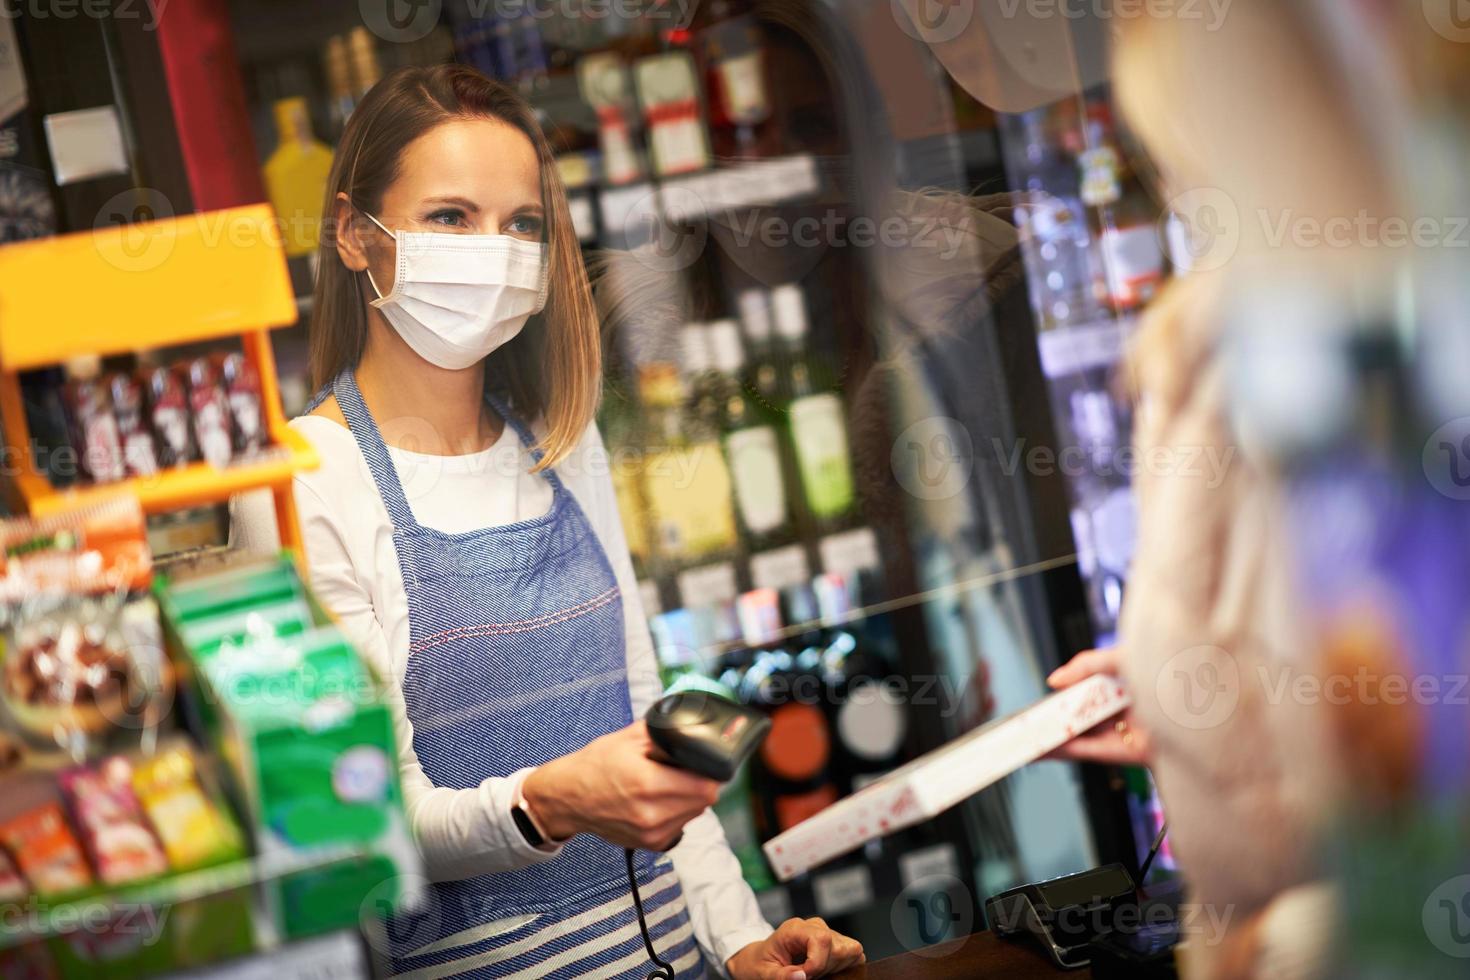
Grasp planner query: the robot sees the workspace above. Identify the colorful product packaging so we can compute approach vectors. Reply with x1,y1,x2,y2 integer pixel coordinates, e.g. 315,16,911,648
60,757,168,886
156,557,420,939
177,358,234,469
130,746,244,872
137,365,194,468
0,803,93,898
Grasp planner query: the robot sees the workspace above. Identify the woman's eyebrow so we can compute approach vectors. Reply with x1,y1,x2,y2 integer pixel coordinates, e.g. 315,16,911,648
422,195,481,211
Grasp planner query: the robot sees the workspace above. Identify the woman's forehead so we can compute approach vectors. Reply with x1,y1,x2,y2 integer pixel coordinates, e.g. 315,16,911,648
391,118,540,204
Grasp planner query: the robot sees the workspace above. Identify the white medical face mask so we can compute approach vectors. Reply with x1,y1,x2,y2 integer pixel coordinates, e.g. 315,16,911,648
362,210,549,370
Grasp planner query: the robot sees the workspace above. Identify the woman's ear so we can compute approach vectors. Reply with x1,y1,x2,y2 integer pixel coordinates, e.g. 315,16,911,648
333,191,370,272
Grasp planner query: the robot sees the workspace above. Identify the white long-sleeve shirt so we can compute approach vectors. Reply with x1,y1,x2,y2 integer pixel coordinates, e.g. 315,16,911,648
231,413,772,971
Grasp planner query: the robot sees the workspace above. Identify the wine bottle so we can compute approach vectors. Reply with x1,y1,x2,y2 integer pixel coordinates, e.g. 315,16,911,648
772,284,856,522
709,319,792,550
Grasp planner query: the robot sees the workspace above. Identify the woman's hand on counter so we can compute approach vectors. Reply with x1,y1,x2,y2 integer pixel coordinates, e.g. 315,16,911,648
1045,648,1154,768
725,917,865,980
521,721,722,850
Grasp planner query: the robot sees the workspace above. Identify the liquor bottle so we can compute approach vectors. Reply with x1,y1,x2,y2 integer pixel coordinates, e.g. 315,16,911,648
737,289,785,421
772,284,856,522
263,97,334,259
322,35,356,140
633,51,711,177
637,345,737,564
680,322,723,437
709,319,792,550
348,27,384,99
599,387,654,576
1085,102,1165,311
577,52,644,186
695,8,776,159
1008,108,1101,330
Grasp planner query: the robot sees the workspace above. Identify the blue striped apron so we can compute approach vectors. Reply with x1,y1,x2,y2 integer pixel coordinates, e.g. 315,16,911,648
328,371,705,979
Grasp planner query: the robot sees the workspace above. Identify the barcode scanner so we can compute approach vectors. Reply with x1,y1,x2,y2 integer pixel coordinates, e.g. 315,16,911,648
628,692,771,979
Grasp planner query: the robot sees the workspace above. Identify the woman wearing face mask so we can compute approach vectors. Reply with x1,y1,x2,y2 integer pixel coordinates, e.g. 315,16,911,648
233,65,862,980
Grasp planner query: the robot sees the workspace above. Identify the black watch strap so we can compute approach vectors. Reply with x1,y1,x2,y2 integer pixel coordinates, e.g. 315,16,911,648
511,802,546,848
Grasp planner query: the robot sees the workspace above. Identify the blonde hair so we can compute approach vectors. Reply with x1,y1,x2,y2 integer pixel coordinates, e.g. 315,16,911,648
310,64,600,469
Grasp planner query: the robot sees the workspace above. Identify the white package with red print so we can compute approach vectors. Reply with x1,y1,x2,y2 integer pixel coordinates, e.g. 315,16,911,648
763,673,1131,881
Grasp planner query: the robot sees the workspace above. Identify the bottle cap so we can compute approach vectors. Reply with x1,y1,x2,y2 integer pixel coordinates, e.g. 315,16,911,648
679,323,710,374
771,284,808,340
707,319,746,374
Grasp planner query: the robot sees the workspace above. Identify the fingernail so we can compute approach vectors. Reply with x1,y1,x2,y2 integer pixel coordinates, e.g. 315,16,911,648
791,973,806,980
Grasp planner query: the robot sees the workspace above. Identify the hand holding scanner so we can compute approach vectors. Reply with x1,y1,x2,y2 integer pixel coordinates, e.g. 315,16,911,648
629,691,770,980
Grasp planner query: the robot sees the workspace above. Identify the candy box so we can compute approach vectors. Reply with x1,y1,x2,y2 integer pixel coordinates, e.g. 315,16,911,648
156,558,419,940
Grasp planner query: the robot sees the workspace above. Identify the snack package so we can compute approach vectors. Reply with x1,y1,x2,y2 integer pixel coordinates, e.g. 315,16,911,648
0,496,152,598
0,846,29,902
61,379,125,484
177,359,233,469
138,366,195,468
213,352,266,455
0,802,94,897
107,373,159,478
131,747,243,871
60,757,168,886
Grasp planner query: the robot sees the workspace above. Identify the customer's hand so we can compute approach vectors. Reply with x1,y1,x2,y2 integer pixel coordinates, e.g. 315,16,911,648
725,918,865,979
522,721,721,850
1045,648,1153,767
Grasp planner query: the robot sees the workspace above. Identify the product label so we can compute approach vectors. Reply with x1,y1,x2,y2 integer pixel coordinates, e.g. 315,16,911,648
750,545,809,593
813,865,874,918
333,746,391,804
677,562,738,609
789,394,854,519
725,426,787,534
819,528,880,577
900,844,961,888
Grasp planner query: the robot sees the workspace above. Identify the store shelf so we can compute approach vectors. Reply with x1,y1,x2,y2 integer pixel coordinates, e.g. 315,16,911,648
598,154,820,237
0,843,365,954
5,425,317,519
0,204,296,370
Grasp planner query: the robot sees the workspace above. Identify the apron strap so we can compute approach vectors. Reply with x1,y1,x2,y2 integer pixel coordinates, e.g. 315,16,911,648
483,388,570,497
331,370,422,530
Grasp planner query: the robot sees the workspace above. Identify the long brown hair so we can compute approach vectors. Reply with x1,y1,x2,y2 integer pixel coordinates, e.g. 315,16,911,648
309,64,600,468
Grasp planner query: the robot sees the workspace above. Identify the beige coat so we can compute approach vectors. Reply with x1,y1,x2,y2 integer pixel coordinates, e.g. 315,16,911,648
1119,274,1339,977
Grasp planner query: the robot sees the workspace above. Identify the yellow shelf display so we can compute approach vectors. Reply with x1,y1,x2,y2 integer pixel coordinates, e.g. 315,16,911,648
0,206,316,550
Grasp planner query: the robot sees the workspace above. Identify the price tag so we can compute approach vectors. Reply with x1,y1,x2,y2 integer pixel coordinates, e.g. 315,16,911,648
819,528,880,577
599,183,654,239
750,545,810,592
813,864,874,918
678,562,738,609
638,580,662,617
756,886,793,926
567,194,596,242
899,843,961,888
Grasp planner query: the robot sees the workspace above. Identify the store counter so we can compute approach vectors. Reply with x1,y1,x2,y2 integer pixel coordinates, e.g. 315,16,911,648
831,931,1082,978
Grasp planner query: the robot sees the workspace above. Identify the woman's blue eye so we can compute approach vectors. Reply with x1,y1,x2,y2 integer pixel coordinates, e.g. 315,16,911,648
509,215,543,236
428,209,466,227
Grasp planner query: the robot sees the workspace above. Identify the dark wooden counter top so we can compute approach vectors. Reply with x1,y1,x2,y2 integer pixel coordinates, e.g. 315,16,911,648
831,930,1084,979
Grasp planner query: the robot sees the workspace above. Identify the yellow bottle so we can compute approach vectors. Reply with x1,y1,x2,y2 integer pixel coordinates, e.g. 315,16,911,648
263,97,334,258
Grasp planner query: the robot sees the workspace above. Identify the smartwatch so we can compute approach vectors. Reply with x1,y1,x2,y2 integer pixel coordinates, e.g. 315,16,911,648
511,780,556,850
